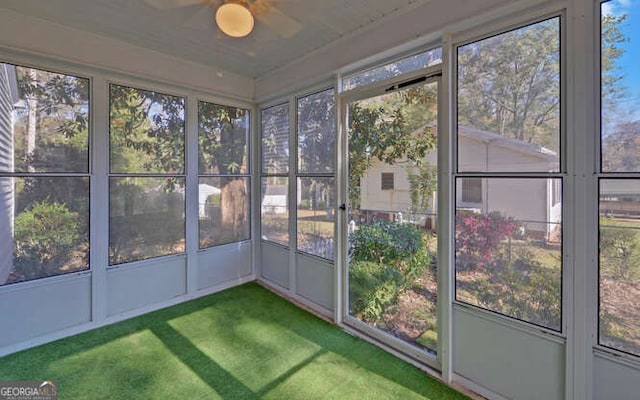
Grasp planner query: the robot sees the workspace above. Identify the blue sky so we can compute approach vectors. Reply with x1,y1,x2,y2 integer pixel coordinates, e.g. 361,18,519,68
603,0,640,120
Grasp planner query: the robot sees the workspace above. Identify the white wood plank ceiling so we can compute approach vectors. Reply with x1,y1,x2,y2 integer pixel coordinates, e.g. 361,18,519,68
0,0,433,79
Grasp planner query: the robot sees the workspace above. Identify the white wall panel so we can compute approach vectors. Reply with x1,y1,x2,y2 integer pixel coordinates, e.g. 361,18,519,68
260,241,290,289
295,253,334,311
594,352,640,400
107,257,186,316
196,241,252,291
453,305,565,400
0,275,91,348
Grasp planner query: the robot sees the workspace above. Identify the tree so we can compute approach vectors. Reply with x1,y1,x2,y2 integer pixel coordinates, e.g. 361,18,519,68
198,102,249,243
457,19,560,151
348,84,437,209
601,13,629,115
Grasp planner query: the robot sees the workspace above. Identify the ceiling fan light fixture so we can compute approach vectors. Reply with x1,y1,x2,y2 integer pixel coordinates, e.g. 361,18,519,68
215,3,254,38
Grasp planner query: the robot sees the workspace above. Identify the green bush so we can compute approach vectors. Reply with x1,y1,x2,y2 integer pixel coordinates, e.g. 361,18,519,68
349,261,403,322
13,200,82,281
349,221,431,321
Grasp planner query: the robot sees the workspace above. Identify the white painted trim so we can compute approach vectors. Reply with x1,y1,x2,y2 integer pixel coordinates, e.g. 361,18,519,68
440,33,455,383
91,74,109,323
594,347,640,371
185,94,199,295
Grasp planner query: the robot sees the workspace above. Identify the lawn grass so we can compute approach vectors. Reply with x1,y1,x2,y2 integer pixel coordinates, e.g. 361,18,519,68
0,283,468,400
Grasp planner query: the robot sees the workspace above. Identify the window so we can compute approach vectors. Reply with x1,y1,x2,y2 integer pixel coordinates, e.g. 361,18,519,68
381,172,394,190
261,103,290,246
297,89,336,259
198,101,250,248
0,63,90,286
297,176,335,260
599,0,640,356
343,48,443,91
108,84,185,265
460,178,482,204
455,17,563,331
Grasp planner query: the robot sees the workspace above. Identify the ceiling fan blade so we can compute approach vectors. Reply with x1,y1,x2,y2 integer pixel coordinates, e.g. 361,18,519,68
142,0,203,9
256,5,301,38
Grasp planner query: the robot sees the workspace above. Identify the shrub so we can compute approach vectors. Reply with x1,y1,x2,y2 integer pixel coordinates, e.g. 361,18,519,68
456,211,519,271
349,261,403,322
13,200,82,281
348,221,431,321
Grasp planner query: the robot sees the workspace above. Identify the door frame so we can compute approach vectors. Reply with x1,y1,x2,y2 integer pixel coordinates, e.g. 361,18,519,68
336,64,448,370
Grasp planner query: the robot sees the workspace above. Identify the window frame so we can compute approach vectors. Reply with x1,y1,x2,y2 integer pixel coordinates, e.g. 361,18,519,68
260,101,291,249
452,12,567,334
196,100,251,250
107,81,187,266
295,87,337,261
596,0,640,359
0,61,92,286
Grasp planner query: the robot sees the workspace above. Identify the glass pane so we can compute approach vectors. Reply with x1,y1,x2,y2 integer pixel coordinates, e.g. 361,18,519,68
297,177,335,260
0,63,89,173
457,18,560,173
297,89,335,173
599,179,640,355
109,177,185,265
455,178,562,331
261,177,289,246
109,84,185,174
261,103,289,174
347,80,439,354
199,101,249,175
601,1,640,172
0,177,89,286
343,48,443,91
199,177,250,249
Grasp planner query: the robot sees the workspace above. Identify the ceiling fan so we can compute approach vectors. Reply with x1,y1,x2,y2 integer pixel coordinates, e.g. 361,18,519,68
142,0,302,38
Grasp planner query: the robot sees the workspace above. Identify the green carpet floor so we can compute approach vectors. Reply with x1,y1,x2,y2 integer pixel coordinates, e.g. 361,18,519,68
0,283,468,399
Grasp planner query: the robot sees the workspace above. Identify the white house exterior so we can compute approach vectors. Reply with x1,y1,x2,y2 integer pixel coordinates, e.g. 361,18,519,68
360,125,561,238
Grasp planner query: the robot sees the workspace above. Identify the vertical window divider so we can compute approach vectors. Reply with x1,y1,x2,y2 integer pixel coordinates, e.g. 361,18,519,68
288,97,297,296
439,32,455,383
252,104,261,280
185,95,199,295
91,75,109,323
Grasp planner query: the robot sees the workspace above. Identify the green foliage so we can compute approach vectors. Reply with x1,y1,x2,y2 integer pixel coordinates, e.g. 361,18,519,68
457,18,560,150
349,222,431,321
109,84,185,174
13,67,89,173
408,164,437,212
600,216,640,279
348,84,437,209
12,201,83,281
349,261,404,322
297,90,335,173
472,248,561,329
198,102,248,174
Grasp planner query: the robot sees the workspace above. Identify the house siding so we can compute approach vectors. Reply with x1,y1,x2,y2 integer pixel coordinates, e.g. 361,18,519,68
0,64,14,283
